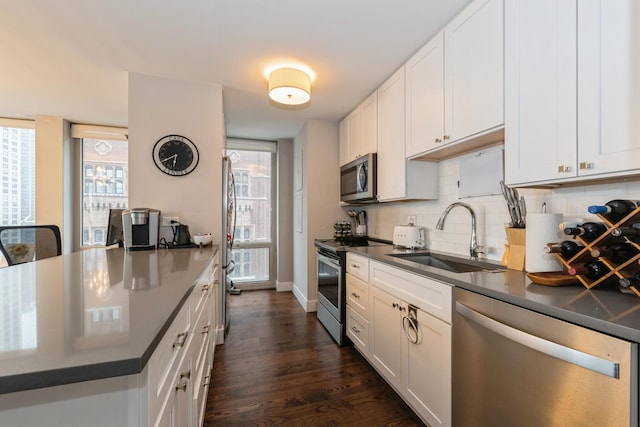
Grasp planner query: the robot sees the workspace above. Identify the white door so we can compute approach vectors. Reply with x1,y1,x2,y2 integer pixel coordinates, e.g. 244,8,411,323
578,0,640,176
403,307,452,427
405,32,445,158
377,67,407,201
504,0,577,185
360,91,378,156
369,286,403,388
444,0,504,142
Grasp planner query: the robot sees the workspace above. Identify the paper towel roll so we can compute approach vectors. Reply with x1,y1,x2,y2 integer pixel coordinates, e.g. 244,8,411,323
526,213,564,272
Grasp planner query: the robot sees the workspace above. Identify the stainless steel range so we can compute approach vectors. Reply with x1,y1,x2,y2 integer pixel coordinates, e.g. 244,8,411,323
314,238,389,346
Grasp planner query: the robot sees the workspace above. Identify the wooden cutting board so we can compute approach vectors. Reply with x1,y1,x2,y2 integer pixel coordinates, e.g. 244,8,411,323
526,272,580,286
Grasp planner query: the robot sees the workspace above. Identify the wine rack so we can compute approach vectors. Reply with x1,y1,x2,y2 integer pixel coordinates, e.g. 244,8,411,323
550,206,640,292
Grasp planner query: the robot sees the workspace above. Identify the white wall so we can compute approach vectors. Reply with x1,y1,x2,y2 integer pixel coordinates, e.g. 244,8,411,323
365,148,636,262
292,120,343,311
35,116,74,253
276,138,294,291
127,74,225,242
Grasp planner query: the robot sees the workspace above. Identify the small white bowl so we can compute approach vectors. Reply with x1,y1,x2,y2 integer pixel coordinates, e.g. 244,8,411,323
193,234,212,246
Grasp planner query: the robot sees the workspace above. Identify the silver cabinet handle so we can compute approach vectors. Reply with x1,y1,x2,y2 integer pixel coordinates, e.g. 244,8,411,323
435,138,442,143
351,292,360,299
455,302,619,378
201,324,210,334
402,307,419,344
172,331,188,348
351,326,360,334
176,381,188,392
351,263,360,269
201,284,210,291
557,165,572,173
579,161,594,170
443,135,450,141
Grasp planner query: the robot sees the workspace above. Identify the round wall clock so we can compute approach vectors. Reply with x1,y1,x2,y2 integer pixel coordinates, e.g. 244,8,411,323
152,135,199,176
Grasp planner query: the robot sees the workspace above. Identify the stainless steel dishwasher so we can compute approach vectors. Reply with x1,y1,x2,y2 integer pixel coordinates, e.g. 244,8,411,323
453,287,638,426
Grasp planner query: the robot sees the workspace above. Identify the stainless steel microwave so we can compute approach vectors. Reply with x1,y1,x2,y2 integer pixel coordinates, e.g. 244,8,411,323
340,153,377,203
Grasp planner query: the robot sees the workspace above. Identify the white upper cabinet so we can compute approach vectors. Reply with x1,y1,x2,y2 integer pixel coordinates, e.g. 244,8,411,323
408,0,505,160
405,32,445,158
444,0,504,142
577,0,640,177
378,67,439,202
506,0,640,186
504,0,577,184
339,91,378,166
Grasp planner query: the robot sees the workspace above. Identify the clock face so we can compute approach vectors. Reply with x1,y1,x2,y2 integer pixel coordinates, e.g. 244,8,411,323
152,135,199,176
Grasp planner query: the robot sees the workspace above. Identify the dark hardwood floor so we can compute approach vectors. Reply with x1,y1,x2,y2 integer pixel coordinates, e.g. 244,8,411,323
204,290,425,426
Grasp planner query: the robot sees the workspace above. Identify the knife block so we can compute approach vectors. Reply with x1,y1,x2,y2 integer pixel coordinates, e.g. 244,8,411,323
505,227,526,271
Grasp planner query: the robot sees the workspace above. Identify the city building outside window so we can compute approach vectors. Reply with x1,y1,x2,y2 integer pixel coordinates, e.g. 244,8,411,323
75,125,128,247
226,139,276,288
0,122,35,228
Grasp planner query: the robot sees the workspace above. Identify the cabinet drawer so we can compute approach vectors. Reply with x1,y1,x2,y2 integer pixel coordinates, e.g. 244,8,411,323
346,273,369,318
370,260,452,323
346,306,369,356
148,302,191,415
346,252,369,282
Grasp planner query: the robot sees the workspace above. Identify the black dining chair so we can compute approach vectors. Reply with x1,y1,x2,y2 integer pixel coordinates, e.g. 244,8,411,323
0,225,62,266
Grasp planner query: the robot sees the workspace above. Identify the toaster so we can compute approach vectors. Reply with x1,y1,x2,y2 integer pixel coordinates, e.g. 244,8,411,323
393,225,425,249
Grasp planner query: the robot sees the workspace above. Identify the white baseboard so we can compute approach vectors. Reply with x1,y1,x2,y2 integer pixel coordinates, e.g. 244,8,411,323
276,281,293,292
215,326,225,345
292,283,318,312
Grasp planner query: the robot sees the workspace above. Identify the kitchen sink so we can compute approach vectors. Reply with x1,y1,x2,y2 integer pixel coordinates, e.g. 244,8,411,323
388,252,505,273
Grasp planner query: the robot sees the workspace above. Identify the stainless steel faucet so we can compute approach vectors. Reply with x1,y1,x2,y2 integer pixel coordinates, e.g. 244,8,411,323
435,202,484,259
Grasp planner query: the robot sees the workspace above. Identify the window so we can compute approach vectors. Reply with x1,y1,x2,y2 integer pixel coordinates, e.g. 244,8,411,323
0,121,35,228
74,124,128,247
227,140,276,287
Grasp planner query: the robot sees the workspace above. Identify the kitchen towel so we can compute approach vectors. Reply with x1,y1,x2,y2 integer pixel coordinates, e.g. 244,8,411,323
525,213,563,272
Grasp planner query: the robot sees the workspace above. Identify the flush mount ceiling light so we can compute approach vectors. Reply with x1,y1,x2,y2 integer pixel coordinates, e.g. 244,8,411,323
268,68,311,105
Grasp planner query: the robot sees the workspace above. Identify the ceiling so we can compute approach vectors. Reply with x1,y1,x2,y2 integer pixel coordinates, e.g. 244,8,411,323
0,0,472,140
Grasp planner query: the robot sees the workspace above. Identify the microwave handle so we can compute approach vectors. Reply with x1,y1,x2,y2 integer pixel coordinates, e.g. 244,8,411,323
356,163,367,192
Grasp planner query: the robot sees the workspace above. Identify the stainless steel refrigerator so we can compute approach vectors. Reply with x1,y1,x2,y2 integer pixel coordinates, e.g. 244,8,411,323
221,156,239,334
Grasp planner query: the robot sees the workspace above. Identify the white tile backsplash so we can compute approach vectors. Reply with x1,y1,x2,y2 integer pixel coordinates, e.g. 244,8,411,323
365,155,638,261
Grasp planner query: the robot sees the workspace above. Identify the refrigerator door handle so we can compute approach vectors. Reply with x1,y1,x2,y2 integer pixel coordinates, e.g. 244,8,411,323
455,301,620,378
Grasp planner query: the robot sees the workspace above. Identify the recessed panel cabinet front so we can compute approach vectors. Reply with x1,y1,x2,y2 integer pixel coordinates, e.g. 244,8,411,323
504,0,577,185
506,0,640,186
368,260,452,426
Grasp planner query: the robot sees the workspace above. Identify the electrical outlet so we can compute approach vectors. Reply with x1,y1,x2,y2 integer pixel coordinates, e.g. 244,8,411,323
162,216,179,227
408,215,417,225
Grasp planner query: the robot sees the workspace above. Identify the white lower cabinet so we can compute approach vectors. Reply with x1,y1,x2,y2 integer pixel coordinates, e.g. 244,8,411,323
346,257,452,427
148,257,217,427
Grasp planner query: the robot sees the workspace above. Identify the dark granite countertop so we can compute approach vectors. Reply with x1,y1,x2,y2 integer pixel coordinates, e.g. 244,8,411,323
0,246,217,394
349,245,640,343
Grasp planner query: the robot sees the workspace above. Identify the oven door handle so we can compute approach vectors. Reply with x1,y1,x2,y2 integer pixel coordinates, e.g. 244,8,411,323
317,252,341,268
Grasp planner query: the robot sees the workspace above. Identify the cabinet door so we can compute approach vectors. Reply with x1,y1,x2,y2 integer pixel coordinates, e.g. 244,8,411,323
444,0,504,142
403,307,452,427
339,118,349,166
504,0,577,185
347,108,362,163
578,0,640,176
360,91,378,155
405,32,445,158
377,67,407,201
369,285,403,388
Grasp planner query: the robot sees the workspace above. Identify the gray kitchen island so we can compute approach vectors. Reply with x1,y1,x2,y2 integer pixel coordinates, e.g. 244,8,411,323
0,246,219,426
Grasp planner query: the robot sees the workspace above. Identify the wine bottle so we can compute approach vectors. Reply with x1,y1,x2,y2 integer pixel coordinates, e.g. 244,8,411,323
563,222,607,242
588,199,640,223
567,261,610,280
590,243,637,263
611,226,640,242
544,241,583,260
619,273,640,288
